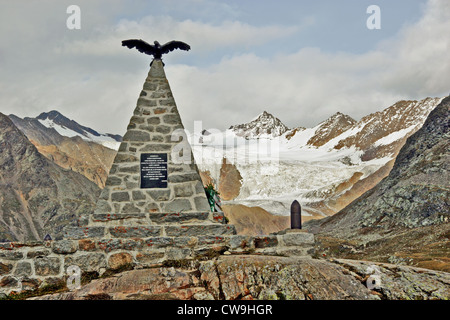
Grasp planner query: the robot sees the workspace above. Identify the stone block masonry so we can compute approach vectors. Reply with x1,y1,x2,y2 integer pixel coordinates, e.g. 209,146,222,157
0,231,315,296
95,59,211,216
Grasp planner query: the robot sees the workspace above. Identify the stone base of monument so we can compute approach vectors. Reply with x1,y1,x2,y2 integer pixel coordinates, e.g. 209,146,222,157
65,210,232,238
0,230,315,296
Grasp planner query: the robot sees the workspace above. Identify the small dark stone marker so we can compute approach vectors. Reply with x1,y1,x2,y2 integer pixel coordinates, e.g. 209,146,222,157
43,234,52,241
291,200,302,229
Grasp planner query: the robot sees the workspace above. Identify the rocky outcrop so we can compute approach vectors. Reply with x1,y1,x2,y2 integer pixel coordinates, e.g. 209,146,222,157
313,223,450,272
29,256,450,300
0,113,100,242
199,159,243,202
218,158,243,201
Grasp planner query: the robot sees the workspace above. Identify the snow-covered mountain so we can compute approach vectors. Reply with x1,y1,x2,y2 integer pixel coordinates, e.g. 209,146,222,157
8,111,120,188
193,97,444,218
34,110,121,150
229,111,289,139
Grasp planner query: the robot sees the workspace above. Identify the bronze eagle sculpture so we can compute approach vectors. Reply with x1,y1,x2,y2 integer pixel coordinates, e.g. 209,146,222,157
122,39,191,64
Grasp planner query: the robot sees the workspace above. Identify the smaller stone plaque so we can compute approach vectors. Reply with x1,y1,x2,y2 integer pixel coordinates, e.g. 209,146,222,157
140,153,168,189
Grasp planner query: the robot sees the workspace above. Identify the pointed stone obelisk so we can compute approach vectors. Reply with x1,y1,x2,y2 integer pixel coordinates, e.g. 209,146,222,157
96,59,210,214
78,59,235,239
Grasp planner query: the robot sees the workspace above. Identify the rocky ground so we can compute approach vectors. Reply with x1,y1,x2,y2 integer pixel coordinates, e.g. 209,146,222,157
312,222,450,273
28,255,449,300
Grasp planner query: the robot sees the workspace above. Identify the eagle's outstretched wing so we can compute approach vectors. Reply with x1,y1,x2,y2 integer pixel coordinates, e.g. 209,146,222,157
160,41,191,54
122,39,157,56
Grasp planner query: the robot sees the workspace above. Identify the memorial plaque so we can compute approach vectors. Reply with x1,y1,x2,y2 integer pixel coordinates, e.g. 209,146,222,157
140,153,168,188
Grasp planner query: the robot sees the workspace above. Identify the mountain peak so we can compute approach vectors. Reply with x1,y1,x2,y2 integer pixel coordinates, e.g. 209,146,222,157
37,110,65,120
329,111,355,122
306,112,357,147
230,111,289,139
13,110,121,150
36,110,101,138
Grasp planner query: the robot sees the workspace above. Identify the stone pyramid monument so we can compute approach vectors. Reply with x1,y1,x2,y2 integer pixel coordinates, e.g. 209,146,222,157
0,46,313,293
69,59,236,240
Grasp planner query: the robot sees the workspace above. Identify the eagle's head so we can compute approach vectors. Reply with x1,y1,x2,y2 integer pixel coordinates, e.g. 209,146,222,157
153,41,161,48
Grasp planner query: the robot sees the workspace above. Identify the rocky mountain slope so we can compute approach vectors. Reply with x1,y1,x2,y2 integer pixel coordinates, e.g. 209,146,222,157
33,139,116,188
194,97,443,220
305,96,450,271
31,256,449,300
306,112,357,147
0,113,100,242
9,112,118,188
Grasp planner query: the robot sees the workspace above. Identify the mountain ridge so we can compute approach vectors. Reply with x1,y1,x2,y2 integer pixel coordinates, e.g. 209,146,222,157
306,112,357,147
311,96,449,233
34,110,122,149
0,113,100,242
8,112,118,188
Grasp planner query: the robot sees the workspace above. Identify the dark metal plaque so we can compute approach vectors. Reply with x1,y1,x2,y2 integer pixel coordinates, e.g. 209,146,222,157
140,153,168,189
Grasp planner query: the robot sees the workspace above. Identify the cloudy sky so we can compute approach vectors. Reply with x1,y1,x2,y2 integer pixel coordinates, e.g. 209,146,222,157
0,0,449,134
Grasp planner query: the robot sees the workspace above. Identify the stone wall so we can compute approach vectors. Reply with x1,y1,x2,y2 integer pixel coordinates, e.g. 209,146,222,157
0,231,314,296
65,210,235,240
